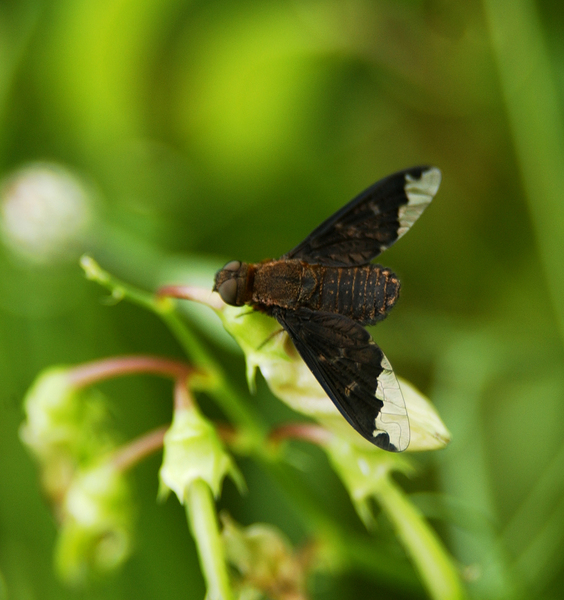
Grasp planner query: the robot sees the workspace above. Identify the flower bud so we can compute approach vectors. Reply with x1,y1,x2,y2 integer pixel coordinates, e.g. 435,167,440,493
20,367,111,500
55,462,133,585
159,405,244,503
21,366,133,584
221,514,307,598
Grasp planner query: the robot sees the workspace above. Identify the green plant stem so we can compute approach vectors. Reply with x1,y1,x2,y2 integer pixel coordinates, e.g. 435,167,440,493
82,255,257,597
157,300,218,370
81,255,266,442
374,475,465,600
158,306,264,439
82,255,455,594
185,479,233,600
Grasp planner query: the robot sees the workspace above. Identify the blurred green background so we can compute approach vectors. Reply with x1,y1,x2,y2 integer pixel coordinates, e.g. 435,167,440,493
2,0,564,598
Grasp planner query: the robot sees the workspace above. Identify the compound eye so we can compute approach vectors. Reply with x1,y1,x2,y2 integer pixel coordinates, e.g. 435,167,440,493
223,260,241,272
217,278,238,305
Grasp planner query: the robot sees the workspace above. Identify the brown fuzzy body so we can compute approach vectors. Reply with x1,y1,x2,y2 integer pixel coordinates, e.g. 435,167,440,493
239,259,400,325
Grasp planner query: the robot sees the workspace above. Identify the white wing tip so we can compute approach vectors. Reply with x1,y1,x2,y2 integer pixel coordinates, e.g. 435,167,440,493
405,167,442,199
420,166,442,196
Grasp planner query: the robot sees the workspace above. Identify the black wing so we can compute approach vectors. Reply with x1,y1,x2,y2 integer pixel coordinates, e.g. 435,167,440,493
273,307,410,451
283,166,441,267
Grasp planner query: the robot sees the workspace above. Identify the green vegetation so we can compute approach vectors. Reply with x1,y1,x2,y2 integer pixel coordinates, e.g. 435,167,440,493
1,1,564,598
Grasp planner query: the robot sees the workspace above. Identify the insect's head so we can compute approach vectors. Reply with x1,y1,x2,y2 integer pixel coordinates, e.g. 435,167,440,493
213,260,248,306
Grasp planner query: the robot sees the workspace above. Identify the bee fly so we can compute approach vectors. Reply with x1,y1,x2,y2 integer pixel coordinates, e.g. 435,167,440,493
214,167,441,451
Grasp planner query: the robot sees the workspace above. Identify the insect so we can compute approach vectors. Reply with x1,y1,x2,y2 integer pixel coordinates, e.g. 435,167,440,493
213,167,441,451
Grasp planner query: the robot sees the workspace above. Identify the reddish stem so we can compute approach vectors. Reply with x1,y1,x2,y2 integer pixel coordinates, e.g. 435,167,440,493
157,284,225,310
111,425,168,472
174,377,195,411
269,423,332,447
68,355,192,389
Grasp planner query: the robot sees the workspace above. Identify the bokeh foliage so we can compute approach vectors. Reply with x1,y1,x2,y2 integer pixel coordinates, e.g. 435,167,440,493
1,0,564,598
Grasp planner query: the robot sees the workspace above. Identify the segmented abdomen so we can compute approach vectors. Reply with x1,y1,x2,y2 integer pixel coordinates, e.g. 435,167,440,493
300,264,400,324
